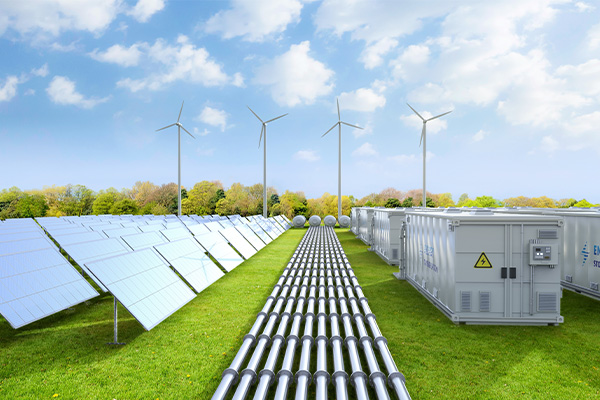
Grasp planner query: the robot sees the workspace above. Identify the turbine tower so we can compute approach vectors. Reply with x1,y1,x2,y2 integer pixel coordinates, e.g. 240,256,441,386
156,101,195,216
248,106,287,218
406,103,452,208
322,98,363,220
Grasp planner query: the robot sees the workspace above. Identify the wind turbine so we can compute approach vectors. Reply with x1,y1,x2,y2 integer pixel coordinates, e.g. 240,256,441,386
322,98,363,220
156,101,195,217
248,106,287,218
406,103,452,208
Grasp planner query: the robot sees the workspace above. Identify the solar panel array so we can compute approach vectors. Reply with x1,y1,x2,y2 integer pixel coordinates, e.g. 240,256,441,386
1,213,290,332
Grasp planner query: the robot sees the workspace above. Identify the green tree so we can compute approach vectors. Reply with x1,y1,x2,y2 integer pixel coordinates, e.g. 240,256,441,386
574,199,596,208
109,198,139,215
92,191,118,215
401,197,413,207
457,193,469,206
15,194,48,218
556,198,577,208
385,198,401,208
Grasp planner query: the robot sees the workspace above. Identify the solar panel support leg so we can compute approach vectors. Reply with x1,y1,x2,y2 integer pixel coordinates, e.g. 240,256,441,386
107,297,126,345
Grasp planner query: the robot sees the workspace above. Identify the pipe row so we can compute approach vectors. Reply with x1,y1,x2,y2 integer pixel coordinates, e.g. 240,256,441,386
211,226,411,400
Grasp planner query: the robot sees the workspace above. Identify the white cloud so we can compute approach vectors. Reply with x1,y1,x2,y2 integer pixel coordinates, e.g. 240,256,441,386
540,135,559,153
197,106,228,132
353,121,373,138
294,150,320,162
127,0,165,23
556,59,600,97
575,2,594,12
31,63,49,77
339,88,386,112
0,76,19,102
390,44,430,82
117,36,236,91
89,44,144,67
589,23,600,50
472,129,489,142
46,76,108,109
24,88,35,96
49,41,79,52
254,41,334,107
232,72,245,88
205,0,303,42
0,0,121,39
359,37,398,69
193,127,211,137
352,142,378,157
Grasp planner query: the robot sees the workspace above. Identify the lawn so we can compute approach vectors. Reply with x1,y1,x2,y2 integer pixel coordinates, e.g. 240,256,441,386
1,228,599,399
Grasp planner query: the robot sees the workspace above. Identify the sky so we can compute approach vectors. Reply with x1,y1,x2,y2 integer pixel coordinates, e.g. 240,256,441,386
1,0,599,203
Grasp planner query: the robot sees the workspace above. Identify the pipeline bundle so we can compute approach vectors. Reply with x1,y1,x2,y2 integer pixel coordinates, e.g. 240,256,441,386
211,226,411,400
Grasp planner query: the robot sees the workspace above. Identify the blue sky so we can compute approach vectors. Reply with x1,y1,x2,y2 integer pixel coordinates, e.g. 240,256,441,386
1,0,599,202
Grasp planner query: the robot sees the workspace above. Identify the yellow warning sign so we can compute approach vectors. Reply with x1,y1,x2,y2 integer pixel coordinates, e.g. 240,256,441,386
474,252,492,268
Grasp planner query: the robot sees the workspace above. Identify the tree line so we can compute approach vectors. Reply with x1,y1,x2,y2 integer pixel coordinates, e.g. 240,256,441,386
0,182,596,221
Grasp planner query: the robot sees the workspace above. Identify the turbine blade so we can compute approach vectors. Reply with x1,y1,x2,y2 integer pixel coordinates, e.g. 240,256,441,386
247,106,264,123
407,103,425,121
177,101,184,122
265,113,288,124
181,125,195,139
258,125,264,148
322,122,339,137
156,123,176,132
341,121,363,130
426,109,453,122
337,98,340,121
419,124,425,147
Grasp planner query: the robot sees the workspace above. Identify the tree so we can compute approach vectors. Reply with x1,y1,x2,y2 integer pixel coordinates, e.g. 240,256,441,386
109,198,139,215
574,199,596,208
457,193,469,206
147,183,178,214
556,198,577,208
131,181,159,208
385,198,401,208
432,193,455,208
15,194,48,218
92,191,118,215
401,197,413,207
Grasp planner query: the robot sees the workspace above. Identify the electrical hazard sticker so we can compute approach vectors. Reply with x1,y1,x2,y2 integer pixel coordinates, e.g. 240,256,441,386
474,252,492,268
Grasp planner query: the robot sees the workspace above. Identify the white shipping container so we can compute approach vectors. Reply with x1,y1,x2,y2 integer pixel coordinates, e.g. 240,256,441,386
371,208,408,268
350,208,358,234
357,207,377,245
406,210,564,325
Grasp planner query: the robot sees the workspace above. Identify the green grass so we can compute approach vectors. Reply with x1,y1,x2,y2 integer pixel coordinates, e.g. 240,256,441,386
1,229,600,399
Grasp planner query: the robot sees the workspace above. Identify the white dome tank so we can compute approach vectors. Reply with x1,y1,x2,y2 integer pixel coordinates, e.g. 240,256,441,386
308,215,321,227
323,215,337,227
338,215,351,228
292,215,306,228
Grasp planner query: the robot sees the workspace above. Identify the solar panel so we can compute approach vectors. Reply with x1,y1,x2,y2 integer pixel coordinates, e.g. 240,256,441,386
274,215,291,230
45,226,90,237
247,222,273,244
205,221,224,232
52,231,107,246
85,249,195,330
268,218,285,234
120,221,141,228
188,223,210,236
256,220,279,240
164,221,185,230
139,224,164,233
160,227,193,242
235,225,266,251
89,224,119,232
0,248,99,329
0,237,55,256
0,230,47,243
218,219,235,229
194,232,243,272
103,227,141,238
154,238,224,293
219,228,257,259
120,231,168,251
61,238,132,291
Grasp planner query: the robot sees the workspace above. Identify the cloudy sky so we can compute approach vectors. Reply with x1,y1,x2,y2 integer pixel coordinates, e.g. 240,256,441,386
1,0,599,202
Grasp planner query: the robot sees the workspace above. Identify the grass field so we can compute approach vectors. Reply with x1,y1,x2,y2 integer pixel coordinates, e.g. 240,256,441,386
1,228,600,399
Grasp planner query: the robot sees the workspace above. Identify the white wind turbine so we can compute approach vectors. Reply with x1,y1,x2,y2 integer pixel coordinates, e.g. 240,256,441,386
156,101,195,217
322,98,363,220
406,103,452,208
248,106,287,218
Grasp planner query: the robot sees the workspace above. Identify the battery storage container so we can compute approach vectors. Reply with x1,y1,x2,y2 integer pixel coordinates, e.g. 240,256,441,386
357,207,377,245
406,209,564,325
350,207,358,234
371,208,408,270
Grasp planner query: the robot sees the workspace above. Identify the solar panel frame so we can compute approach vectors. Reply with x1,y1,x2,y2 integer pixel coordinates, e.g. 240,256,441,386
188,223,211,236
194,232,243,272
247,222,273,244
160,227,193,242
84,249,195,331
52,231,107,246
205,221,224,232
235,224,266,251
255,220,279,240
120,231,168,251
219,227,257,259
103,227,142,238
0,248,99,329
61,238,132,291
153,238,224,293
